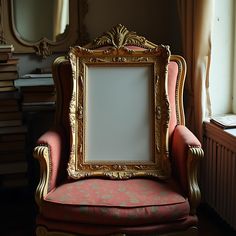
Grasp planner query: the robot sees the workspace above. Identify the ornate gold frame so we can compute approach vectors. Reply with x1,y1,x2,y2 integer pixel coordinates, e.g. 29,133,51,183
0,0,88,57
68,41,171,180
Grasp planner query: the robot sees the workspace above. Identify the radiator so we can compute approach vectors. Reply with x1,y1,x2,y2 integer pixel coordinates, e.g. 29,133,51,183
202,122,236,230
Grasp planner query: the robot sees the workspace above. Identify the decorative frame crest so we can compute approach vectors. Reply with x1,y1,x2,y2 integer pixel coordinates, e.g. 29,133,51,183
68,32,171,180
86,24,157,50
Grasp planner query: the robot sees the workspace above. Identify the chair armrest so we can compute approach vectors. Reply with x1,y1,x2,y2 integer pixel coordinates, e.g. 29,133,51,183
172,125,204,214
33,127,66,207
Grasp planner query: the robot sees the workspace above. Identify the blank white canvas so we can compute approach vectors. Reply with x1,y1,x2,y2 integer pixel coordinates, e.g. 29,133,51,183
85,66,153,162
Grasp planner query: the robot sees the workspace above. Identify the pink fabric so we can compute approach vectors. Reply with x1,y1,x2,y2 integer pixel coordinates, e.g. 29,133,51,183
172,125,201,193
46,178,186,207
37,128,64,192
168,61,178,139
37,215,198,235
41,202,189,226
42,178,189,226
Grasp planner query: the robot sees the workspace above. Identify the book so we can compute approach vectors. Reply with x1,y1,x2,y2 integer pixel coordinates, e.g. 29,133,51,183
0,103,19,113
0,57,19,66
20,85,55,93
0,173,28,188
210,114,236,129
0,90,20,100
21,73,52,78
14,77,54,87
0,72,18,80
0,44,14,53
0,111,22,121
22,102,55,108
0,100,20,113
0,141,26,152
0,80,14,87
0,64,18,72
0,53,12,63
0,152,26,163
0,86,16,92
0,161,27,175
0,125,27,135
0,120,22,128
0,99,19,106
23,93,56,103
0,133,25,142
22,103,55,111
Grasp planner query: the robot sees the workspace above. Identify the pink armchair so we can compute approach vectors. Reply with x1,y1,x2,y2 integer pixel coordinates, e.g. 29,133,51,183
34,25,203,236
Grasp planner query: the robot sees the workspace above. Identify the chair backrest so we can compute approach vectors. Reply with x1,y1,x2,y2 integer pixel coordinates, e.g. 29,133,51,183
52,25,186,179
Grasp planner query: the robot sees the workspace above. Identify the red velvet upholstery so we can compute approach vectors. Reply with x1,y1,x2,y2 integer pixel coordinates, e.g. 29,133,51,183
38,129,63,192
37,215,198,235
172,125,201,194
42,179,189,226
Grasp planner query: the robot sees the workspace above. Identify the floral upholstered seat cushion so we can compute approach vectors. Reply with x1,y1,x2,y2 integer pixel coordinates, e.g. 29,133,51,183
41,178,190,226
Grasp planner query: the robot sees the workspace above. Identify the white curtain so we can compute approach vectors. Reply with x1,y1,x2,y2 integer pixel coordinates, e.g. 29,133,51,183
177,0,214,139
53,0,69,41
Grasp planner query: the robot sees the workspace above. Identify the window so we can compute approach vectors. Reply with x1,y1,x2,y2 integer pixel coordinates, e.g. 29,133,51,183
209,0,235,115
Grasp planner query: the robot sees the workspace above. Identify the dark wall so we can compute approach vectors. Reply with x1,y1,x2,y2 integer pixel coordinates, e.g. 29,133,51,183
85,0,182,54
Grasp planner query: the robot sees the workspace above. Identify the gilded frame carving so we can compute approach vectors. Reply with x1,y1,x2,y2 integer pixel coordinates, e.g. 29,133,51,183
0,0,88,58
68,44,171,180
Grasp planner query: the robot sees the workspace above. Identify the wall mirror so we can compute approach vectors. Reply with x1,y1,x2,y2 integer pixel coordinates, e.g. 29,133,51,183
0,0,88,58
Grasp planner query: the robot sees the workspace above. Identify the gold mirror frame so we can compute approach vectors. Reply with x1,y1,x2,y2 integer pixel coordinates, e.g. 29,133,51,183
0,0,88,58
68,27,171,180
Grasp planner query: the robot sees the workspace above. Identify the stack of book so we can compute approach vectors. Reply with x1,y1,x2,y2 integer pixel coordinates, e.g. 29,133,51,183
14,73,55,111
0,45,18,92
210,114,236,129
0,92,29,189
0,45,28,189
0,44,14,62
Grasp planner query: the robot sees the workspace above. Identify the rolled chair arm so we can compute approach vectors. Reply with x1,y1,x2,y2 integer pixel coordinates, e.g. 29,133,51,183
171,125,204,214
33,127,66,207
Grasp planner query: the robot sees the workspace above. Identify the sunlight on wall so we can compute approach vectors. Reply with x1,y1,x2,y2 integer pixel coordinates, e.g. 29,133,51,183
209,0,234,115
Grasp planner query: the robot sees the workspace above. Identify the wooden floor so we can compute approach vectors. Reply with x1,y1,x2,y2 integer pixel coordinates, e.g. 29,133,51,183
197,204,235,236
0,188,235,236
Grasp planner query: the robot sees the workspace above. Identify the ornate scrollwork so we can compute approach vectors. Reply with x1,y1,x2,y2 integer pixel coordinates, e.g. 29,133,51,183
67,25,171,180
69,95,76,111
36,226,47,236
69,93,77,135
72,46,93,55
77,104,83,120
34,40,52,58
112,57,127,62
156,106,161,120
90,58,108,63
187,146,204,214
89,24,150,49
33,145,50,208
